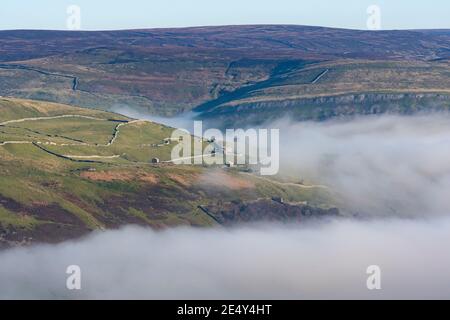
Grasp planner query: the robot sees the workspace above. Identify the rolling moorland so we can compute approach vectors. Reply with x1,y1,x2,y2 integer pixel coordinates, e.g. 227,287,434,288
0,98,336,247
0,25,449,126
1,25,450,247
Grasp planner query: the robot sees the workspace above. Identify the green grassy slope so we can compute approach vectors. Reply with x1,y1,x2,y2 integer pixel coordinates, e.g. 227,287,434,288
0,97,128,122
0,98,336,247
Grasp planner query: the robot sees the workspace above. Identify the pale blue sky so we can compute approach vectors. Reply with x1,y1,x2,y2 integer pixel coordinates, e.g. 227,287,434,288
1,0,449,31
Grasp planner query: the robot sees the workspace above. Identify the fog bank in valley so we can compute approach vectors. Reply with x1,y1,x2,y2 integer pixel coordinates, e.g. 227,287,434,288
272,114,450,218
1,219,450,299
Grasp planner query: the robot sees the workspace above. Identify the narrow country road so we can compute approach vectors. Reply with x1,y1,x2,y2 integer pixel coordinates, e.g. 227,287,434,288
0,141,32,146
0,114,107,126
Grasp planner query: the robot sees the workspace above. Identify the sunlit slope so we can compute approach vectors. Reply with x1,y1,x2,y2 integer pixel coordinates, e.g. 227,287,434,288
0,97,129,122
0,98,337,247
0,97,176,162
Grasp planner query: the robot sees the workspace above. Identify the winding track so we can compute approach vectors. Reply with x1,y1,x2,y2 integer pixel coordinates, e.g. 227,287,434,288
0,141,31,146
0,114,107,126
311,69,329,84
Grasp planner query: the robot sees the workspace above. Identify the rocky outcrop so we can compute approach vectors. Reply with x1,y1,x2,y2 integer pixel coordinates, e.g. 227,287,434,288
200,93,450,126
202,199,339,225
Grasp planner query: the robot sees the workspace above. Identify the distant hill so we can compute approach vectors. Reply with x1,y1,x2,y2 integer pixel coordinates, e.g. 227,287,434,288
1,26,450,62
0,25,449,121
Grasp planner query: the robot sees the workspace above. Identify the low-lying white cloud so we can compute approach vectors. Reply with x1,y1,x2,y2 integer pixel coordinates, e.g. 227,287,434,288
272,114,450,217
1,219,450,299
